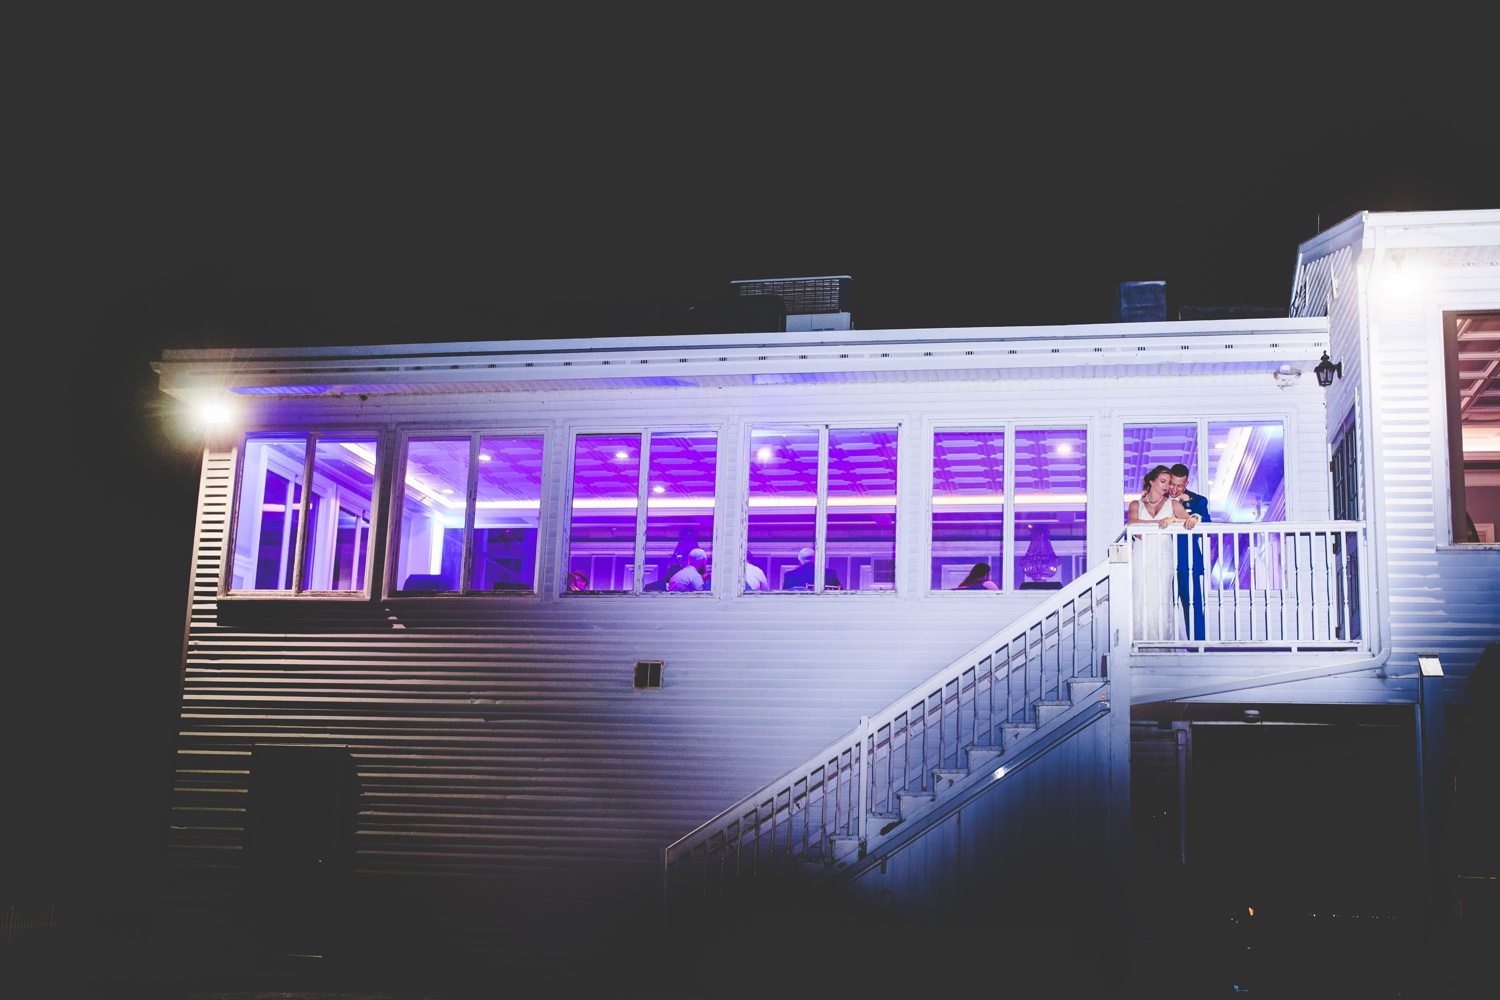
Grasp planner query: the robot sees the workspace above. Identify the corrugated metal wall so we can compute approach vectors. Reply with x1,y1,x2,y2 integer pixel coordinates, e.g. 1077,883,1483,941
166,371,1332,943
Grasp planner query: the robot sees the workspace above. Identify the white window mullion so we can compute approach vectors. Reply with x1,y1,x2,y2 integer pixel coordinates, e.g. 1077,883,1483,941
1002,426,1016,592
814,425,829,593
459,434,481,594
633,431,651,593
289,432,317,592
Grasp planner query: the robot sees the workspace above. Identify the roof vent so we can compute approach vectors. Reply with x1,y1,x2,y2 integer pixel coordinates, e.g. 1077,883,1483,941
1114,281,1167,323
733,276,852,331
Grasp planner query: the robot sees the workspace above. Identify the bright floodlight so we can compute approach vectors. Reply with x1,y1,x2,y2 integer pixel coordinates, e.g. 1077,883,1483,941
201,403,232,425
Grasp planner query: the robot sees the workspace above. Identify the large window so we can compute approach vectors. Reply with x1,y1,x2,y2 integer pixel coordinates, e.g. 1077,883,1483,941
1446,312,1500,544
391,434,544,594
930,427,1086,591
229,432,380,594
1206,420,1285,522
1014,428,1087,589
747,427,898,592
1123,421,1284,524
931,431,1005,589
565,431,718,593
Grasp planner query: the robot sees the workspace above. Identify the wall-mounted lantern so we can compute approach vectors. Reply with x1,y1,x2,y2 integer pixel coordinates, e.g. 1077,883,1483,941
1314,352,1343,388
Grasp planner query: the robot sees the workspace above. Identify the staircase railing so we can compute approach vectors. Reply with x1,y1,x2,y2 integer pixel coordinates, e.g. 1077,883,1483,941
662,560,1114,910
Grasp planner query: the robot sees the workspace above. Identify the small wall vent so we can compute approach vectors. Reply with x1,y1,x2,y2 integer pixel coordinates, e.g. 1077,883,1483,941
633,661,664,690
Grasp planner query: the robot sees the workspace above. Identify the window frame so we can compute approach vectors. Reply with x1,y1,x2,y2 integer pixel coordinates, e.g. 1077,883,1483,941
1442,309,1500,546
384,427,550,599
744,422,901,596
1120,415,1294,526
928,422,1089,593
222,427,387,600
562,426,724,596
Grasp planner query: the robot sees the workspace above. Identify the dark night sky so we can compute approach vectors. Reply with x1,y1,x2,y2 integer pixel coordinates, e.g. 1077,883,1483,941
8,12,1493,910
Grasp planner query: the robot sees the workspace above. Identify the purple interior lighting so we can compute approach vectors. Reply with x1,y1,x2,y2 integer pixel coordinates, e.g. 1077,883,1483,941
230,433,377,593
234,437,309,591
643,432,717,591
568,434,641,592
931,431,1006,590
1013,429,1087,589
1207,421,1285,522
395,437,469,592
471,436,544,592
748,429,819,590
300,436,378,592
825,428,898,591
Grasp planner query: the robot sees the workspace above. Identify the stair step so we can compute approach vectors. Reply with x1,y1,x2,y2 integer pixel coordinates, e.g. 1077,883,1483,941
1066,677,1107,703
1000,723,1036,749
829,837,863,863
931,769,967,790
965,746,1004,769
1034,700,1071,724
895,787,939,819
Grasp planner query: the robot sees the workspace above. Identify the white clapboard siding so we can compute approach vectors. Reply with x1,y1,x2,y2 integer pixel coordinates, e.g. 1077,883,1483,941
1300,213,1500,699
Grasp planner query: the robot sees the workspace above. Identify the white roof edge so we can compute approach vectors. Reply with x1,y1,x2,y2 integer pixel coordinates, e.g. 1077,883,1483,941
1297,208,1500,259
157,316,1323,367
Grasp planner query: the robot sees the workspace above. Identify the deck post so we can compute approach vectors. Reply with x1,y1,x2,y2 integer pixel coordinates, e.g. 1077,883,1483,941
1416,655,1447,939
1106,545,1133,937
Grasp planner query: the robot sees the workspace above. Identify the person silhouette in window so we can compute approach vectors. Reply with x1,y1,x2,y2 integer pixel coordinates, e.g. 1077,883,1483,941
782,547,840,590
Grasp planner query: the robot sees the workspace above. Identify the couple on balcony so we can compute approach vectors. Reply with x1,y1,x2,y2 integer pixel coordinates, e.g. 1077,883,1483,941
1129,464,1210,642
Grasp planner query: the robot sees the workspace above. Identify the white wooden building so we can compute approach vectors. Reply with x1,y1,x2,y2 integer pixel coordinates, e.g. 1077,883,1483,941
152,210,1499,967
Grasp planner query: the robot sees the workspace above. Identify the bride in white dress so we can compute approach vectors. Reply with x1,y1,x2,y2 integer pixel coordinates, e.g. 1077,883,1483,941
1128,465,1200,641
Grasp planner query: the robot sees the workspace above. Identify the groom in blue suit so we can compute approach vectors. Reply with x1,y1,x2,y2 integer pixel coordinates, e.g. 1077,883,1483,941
1169,463,1210,641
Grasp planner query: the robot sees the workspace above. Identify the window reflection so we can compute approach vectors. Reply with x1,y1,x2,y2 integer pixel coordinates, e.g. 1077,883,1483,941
1206,421,1284,522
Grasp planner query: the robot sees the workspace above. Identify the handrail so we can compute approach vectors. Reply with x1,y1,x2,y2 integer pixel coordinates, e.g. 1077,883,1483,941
663,559,1113,909
1124,519,1368,651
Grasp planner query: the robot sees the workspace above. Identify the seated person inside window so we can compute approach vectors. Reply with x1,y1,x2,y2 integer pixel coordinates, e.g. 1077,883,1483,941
782,547,841,590
954,562,999,591
666,548,708,591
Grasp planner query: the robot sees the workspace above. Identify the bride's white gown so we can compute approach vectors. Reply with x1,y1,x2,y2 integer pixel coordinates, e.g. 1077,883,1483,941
1131,499,1180,642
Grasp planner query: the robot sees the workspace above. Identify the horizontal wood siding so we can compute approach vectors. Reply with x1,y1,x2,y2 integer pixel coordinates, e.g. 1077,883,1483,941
1346,229,1500,694
167,368,1332,940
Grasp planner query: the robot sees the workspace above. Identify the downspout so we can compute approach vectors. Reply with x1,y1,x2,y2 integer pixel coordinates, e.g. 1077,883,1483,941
1359,219,1394,668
